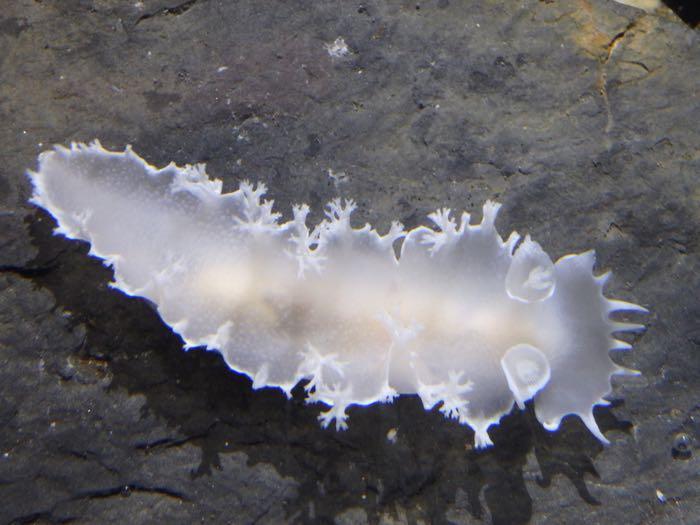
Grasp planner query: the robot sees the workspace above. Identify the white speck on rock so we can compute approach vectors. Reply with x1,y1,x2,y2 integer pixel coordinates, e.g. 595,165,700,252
325,37,350,58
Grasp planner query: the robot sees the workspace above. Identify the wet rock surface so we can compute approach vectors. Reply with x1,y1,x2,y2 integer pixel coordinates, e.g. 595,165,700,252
1,0,698,523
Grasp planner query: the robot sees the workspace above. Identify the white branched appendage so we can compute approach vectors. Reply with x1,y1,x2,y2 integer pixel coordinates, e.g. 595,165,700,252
422,208,459,254
315,383,353,431
235,180,282,234
297,343,347,394
417,371,474,420
171,163,223,201
28,142,648,448
288,205,326,277
325,198,357,224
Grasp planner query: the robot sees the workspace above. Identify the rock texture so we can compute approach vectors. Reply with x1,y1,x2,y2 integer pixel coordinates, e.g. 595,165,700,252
0,0,698,523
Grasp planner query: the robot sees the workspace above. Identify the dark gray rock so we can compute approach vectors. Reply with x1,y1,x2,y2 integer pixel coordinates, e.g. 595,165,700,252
0,0,698,523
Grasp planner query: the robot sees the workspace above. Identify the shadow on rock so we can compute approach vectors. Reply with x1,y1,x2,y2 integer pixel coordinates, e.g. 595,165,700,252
22,211,633,524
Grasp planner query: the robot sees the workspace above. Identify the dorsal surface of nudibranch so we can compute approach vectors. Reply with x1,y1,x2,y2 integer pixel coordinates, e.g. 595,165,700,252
28,142,647,447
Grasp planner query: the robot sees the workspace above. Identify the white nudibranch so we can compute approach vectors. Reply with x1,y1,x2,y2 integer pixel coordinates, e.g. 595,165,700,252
28,142,648,447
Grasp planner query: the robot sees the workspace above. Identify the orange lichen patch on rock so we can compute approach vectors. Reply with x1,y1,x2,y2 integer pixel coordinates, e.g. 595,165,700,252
613,0,661,12
568,0,632,59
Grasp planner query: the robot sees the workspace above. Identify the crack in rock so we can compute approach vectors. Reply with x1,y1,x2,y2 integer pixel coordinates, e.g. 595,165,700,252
597,20,641,134
135,0,203,26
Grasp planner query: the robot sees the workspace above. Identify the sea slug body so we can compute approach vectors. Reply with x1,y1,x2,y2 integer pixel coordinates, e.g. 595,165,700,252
28,142,647,447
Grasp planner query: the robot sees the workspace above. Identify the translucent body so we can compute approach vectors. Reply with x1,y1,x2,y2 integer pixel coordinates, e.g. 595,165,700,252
29,142,647,447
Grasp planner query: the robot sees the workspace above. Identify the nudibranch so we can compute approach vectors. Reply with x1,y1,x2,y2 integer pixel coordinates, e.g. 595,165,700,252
28,142,647,447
